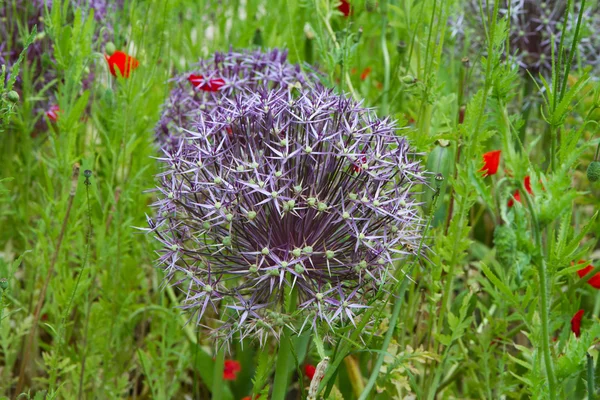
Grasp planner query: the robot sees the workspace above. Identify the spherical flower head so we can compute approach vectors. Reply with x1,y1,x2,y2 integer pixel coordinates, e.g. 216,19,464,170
155,48,320,149
149,87,425,343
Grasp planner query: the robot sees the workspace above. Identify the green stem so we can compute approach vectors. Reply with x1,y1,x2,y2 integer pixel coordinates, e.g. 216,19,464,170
360,187,441,399
272,285,298,400
380,0,390,115
0,290,4,324
212,347,225,400
518,77,534,149
272,334,293,400
587,353,595,400
521,182,557,400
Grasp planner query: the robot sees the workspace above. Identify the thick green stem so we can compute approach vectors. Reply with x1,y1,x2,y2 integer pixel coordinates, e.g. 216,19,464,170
212,347,225,400
587,353,595,399
272,285,298,400
272,335,293,400
360,187,441,399
521,183,557,400
0,290,4,323
380,0,390,115
518,77,534,148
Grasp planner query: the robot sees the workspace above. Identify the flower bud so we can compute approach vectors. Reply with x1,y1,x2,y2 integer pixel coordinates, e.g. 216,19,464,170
105,42,116,56
6,90,19,103
366,0,377,12
587,161,600,182
0,278,7,290
396,41,407,55
401,75,417,85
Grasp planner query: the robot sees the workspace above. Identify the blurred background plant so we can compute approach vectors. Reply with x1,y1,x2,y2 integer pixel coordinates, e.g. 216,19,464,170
0,0,599,399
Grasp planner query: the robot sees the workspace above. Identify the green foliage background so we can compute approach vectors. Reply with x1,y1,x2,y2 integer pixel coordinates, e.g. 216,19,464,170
1,0,600,398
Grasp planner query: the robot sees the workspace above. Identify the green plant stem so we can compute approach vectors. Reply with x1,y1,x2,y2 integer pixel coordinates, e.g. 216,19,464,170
380,0,390,115
587,353,595,399
15,163,80,397
272,334,293,400
314,0,358,100
272,285,298,400
360,187,441,399
521,182,557,400
0,290,4,324
518,77,534,148
212,347,225,400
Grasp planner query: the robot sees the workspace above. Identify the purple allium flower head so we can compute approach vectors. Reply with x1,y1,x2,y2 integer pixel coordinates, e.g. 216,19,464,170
156,49,320,149
450,1,600,75
149,87,424,343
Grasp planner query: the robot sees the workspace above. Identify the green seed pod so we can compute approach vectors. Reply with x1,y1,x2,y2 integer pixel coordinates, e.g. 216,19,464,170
365,0,377,12
401,75,417,85
105,42,116,56
6,90,19,103
253,28,263,47
396,41,407,55
587,161,600,182
493,225,517,268
0,278,7,290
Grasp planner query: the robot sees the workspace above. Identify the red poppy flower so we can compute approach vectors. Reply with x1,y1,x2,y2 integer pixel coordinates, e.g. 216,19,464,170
577,263,600,289
189,74,226,92
507,176,533,207
241,396,260,400
46,105,60,122
223,360,241,380
304,364,316,380
524,175,532,194
480,150,501,177
351,155,367,173
571,309,584,337
105,51,139,78
360,67,372,81
338,0,351,17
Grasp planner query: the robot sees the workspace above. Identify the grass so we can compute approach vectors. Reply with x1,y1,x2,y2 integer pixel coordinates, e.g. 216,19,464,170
1,0,600,399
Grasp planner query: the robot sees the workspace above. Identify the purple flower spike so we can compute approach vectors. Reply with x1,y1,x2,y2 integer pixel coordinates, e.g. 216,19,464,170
156,49,320,149
149,86,425,342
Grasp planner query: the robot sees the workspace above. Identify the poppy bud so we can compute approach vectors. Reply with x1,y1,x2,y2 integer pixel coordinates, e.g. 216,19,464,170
304,23,316,40
0,278,7,290
105,42,116,56
396,40,407,55
6,90,19,103
587,161,600,182
401,75,416,85
366,0,377,12
493,225,516,267
253,29,263,47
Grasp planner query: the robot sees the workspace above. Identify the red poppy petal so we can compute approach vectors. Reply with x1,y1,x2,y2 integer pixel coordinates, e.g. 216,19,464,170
577,265,600,289
304,364,316,380
223,359,241,380
338,0,351,17
524,176,532,194
571,309,584,337
480,150,501,177
508,190,520,207
106,51,139,78
360,67,372,81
